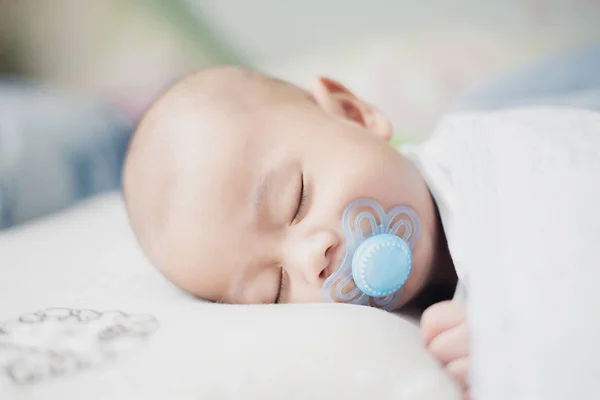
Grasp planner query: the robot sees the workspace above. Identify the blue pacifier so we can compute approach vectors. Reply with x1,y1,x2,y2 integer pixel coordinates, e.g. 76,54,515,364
322,198,420,311
351,233,412,298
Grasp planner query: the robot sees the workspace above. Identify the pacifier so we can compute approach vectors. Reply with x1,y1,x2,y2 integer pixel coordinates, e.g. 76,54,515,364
321,198,420,311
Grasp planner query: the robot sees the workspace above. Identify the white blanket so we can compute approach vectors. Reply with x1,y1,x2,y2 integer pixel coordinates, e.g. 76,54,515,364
404,107,600,399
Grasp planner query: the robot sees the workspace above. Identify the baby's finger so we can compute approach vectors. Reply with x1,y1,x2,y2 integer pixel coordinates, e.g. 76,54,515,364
445,356,469,389
462,389,472,400
427,322,469,365
420,300,466,345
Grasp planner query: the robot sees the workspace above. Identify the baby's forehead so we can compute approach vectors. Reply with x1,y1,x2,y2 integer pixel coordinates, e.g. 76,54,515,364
170,120,262,214
163,90,305,219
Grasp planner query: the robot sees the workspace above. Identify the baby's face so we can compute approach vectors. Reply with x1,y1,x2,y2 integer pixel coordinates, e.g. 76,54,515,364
152,77,437,309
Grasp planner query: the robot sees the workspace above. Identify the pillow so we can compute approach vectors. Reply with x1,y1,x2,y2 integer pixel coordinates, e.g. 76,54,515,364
0,193,460,399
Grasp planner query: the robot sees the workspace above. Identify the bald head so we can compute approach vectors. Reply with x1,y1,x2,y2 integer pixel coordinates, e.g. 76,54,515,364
122,66,311,293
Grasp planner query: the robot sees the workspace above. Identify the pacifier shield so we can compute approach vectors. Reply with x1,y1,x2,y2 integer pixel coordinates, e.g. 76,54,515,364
321,198,420,311
351,234,412,298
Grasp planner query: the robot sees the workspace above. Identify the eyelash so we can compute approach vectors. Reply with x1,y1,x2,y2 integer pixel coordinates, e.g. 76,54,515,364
276,172,304,303
275,269,286,304
293,174,306,222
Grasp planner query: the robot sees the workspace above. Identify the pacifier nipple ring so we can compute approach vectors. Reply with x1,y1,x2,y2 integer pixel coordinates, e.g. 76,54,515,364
351,233,412,298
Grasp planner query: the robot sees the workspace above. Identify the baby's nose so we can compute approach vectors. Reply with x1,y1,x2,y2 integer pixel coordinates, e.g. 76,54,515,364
286,229,341,286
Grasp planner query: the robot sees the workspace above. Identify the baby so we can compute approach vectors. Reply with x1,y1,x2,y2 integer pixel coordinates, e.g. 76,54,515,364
122,66,469,396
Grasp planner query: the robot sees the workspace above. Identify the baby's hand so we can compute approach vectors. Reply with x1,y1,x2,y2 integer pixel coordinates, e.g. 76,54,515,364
420,300,470,399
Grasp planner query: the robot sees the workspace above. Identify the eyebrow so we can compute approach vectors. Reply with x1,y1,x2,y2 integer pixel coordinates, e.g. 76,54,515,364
253,170,273,222
225,173,272,304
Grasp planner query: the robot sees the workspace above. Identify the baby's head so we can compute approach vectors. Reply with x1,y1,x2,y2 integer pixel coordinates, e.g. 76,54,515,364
123,66,439,309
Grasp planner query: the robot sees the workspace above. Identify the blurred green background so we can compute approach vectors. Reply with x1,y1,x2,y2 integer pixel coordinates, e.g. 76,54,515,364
0,0,599,228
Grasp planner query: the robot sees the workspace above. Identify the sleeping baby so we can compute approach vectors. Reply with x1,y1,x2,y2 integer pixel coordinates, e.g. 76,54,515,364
122,66,600,399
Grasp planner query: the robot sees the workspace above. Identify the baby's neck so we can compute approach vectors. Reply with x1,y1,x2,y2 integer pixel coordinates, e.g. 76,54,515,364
406,197,457,311
430,209,457,287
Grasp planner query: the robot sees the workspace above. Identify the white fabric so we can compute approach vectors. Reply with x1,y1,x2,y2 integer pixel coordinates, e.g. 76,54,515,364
0,194,459,399
403,107,600,400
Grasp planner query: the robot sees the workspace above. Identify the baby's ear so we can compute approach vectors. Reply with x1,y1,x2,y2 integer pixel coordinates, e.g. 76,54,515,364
313,76,392,141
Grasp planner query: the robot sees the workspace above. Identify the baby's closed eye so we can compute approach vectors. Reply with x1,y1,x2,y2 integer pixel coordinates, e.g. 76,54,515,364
292,172,307,223
274,268,288,304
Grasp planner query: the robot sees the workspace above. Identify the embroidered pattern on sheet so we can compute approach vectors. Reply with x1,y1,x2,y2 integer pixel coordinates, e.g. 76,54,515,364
0,308,159,385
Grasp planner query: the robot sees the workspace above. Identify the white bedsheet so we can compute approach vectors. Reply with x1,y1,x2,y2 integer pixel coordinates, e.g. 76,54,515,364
0,194,459,399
